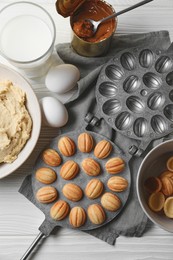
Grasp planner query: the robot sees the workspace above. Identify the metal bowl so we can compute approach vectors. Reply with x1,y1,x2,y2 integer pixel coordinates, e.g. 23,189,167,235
137,139,173,232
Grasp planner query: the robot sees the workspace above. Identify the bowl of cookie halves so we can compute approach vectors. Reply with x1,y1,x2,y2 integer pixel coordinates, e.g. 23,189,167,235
137,139,173,232
32,131,130,229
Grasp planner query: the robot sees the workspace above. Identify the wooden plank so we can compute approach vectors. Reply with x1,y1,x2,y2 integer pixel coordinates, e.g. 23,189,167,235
0,0,173,259
1,234,173,260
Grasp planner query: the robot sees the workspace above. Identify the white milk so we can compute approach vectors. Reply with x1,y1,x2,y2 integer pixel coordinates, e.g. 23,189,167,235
0,15,54,78
0,15,53,62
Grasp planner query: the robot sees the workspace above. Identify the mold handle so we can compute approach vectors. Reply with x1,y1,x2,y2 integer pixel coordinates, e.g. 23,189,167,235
20,219,56,260
167,42,173,53
20,232,45,260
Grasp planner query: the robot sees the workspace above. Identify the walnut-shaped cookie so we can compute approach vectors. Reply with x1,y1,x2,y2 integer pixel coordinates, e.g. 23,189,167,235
35,167,57,184
36,186,58,204
105,157,125,174
69,206,86,228
87,204,106,225
85,179,104,199
101,192,121,212
82,158,100,176
42,148,61,167
78,132,94,153
107,176,128,192
62,183,83,202
50,200,70,220
60,160,79,180
94,140,112,159
58,136,76,156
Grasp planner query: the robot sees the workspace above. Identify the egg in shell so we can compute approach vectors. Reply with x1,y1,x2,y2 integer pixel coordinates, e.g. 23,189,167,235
39,96,68,127
45,64,80,94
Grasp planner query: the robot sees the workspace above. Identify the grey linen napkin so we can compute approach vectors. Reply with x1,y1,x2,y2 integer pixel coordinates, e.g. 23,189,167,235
55,31,172,245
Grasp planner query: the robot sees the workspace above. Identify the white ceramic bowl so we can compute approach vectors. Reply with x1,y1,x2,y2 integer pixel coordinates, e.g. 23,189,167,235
0,64,41,179
137,139,173,233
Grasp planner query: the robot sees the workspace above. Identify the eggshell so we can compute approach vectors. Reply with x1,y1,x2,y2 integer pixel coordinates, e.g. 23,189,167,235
39,97,68,127
45,64,80,94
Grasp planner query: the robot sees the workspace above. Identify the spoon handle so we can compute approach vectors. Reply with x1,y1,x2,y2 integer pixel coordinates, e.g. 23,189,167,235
116,0,154,17
100,0,154,23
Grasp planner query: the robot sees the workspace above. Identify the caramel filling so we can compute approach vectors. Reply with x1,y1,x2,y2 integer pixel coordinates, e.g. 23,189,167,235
72,0,116,42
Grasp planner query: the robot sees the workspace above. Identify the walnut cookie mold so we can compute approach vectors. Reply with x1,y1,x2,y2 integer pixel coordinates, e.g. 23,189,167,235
31,129,131,231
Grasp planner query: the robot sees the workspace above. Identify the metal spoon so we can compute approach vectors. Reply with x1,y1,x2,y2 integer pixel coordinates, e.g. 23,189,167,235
85,0,154,36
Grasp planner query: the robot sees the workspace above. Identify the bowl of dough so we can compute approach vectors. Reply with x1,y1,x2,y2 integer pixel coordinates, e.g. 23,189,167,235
137,139,173,232
0,63,41,179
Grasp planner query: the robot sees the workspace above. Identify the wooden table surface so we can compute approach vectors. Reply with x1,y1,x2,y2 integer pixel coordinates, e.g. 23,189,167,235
0,0,173,259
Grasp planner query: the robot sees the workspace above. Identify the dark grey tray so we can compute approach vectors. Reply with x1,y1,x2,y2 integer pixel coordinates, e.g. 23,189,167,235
31,129,131,231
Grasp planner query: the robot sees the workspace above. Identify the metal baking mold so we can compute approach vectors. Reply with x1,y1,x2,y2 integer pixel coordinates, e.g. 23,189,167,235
96,46,173,149
30,129,130,232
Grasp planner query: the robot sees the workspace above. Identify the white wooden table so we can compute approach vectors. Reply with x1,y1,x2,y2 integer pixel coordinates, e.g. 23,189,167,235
0,0,173,259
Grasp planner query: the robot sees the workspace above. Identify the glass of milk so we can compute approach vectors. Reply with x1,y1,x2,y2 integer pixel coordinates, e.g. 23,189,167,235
0,2,56,78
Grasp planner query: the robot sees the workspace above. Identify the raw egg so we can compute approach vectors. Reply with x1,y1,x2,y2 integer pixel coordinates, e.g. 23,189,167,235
45,64,80,94
40,97,68,127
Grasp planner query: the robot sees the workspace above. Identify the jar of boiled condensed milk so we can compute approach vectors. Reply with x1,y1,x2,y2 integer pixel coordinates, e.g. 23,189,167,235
56,0,117,57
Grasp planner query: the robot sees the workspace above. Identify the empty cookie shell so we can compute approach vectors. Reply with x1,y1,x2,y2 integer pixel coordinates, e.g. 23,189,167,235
163,197,173,218
144,177,162,193
148,192,165,212
166,156,173,172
